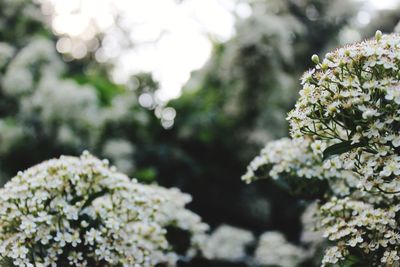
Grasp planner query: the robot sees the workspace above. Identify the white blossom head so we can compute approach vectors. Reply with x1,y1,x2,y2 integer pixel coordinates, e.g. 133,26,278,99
242,137,358,198
0,151,207,266
2,38,64,97
288,31,400,193
254,231,306,267
201,225,254,262
318,196,400,266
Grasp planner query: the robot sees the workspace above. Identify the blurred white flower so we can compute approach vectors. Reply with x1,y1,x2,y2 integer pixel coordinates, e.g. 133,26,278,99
201,224,254,262
254,231,305,267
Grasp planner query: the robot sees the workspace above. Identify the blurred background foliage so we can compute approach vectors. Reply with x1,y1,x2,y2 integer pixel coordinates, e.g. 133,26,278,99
1,0,400,266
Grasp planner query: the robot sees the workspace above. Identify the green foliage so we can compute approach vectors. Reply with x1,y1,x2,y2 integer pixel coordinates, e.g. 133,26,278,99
135,167,158,183
71,73,125,106
0,0,49,46
274,173,329,200
0,257,14,267
322,141,366,160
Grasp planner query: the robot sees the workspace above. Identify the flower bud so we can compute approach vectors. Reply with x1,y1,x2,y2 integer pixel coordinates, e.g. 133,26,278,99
375,30,382,41
311,54,320,64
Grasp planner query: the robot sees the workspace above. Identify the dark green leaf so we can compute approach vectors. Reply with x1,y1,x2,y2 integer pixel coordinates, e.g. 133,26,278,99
323,141,366,160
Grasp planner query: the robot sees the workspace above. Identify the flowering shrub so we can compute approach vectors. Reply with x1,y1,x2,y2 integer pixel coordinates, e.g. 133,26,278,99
0,0,155,182
245,31,400,266
0,34,152,180
0,151,208,267
288,31,400,193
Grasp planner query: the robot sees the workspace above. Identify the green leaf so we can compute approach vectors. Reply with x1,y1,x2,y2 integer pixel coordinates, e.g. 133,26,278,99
0,257,15,267
340,254,362,267
323,140,365,160
135,168,157,183
71,74,125,105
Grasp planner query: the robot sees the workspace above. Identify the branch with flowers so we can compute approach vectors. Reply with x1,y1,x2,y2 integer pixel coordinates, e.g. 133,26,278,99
244,31,400,266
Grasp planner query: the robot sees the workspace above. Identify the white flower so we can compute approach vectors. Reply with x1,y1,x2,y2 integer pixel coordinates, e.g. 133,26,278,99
254,231,306,267
0,151,208,266
20,218,37,235
201,225,254,261
386,85,400,104
379,156,400,177
242,137,357,197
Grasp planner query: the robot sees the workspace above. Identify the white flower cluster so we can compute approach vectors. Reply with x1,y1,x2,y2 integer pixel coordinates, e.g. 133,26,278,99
201,225,254,262
0,151,208,267
288,31,400,193
2,38,64,97
242,138,329,183
242,137,358,197
21,74,103,146
319,196,400,266
254,231,306,267
244,31,400,267
201,225,310,267
282,31,400,265
0,0,156,180
0,37,104,147
0,35,149,179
